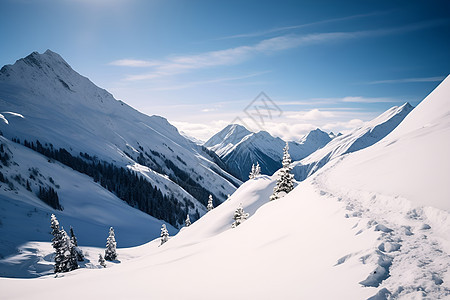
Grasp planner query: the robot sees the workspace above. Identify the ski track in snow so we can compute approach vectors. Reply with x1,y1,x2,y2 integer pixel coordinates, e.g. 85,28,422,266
311,174,450,299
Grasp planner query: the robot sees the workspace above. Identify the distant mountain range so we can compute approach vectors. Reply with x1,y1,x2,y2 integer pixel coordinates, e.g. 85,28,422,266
204,124,332,180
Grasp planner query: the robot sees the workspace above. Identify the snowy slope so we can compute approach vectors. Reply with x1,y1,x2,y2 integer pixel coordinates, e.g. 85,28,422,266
291,102,414,181
205,124,331,180
0,136,176,277
0,50,241,219
1,76,449,298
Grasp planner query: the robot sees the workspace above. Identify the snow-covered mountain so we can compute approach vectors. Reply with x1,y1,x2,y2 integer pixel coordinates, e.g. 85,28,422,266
0,50,241,229
2,76,448,299
291,102,414,181
205,124,331,180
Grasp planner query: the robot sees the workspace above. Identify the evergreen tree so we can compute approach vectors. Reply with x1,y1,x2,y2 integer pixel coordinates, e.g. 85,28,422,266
270,143,294,201
70,226,84,261
249,164,256,179
160,224,169,245
185,214,191,227
254,162,261,177
98,254,106,268
69,226,78,246
64,229,79,272
249,162,261,179
104,227,117,261
207,194,214,212
50,214,78,273
231,203,250,228
51,214,65,273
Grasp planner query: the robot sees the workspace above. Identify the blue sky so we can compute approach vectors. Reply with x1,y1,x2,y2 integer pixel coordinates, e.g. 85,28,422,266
1,0,449,140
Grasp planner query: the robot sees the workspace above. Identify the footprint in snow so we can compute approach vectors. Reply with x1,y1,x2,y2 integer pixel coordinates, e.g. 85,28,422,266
374,224,393,233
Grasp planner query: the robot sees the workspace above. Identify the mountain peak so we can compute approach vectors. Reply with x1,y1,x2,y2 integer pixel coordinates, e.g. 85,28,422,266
299,128,331,145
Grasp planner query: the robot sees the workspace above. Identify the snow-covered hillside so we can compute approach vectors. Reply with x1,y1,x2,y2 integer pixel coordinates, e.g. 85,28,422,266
0,76,449,299
205,124,331,180
0,50,241,227
291,102,414,181
0,136,176,277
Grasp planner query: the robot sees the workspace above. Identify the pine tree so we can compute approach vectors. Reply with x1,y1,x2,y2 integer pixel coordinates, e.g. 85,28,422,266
51,214,65,273
98,254,106,268
70,226,84,261
254,162,261,177
231,203,250,228
64,229,79,272
207,194,214,212
249,162,261,180
270,143,294,201
249,163,256,179
185,214,191,227
104,227,117,261
160,224,169,245
69,226,78,246
50,214,78,273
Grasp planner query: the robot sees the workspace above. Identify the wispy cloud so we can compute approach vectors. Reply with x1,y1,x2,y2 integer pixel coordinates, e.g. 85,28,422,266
341,96,399,103
366,76,446,85
278,96,401,105
216,11,390,40
109,59,160,67
112,19,448,81
149,71,269,91
118,32,361,81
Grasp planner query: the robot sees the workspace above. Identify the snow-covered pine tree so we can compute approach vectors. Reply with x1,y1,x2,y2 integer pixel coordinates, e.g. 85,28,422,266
104,227,117,261
231,203,250,228
69,226,77,246
254,162,261,177
270,143,294,201
63,228,79,272
70,226,84,261
98,254,106,268
249,163,256,179
185,214,191,227
50,214,78,273
207,194,214,212
51,214,65,273
160,224,169,245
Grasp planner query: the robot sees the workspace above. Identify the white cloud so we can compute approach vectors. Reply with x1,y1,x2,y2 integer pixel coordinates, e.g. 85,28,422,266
285,109,335,120
114,32,363,81
109,59,160,67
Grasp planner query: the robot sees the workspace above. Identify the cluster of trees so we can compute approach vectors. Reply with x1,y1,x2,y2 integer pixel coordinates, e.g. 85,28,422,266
50,214,83,273
249,162,261,179
51,215,118,273
0,143,10,166
18,139,194,228
38,186,62,210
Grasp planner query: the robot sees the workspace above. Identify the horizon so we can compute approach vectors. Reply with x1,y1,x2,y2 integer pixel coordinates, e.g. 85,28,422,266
1,0,449,141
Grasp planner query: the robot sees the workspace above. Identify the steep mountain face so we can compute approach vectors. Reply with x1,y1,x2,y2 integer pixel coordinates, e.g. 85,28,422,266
0,50,241,229
205,124,331,181
291,102,414,181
